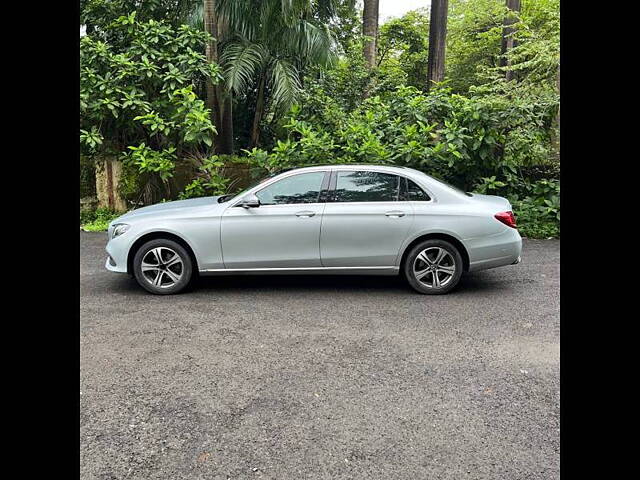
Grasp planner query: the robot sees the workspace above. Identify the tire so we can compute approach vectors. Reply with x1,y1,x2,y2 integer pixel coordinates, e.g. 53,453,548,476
133,239,193,295
403,239,463,295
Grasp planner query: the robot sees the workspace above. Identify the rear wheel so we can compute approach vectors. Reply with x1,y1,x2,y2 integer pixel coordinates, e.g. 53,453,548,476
133,239,193,295
404,239,463,294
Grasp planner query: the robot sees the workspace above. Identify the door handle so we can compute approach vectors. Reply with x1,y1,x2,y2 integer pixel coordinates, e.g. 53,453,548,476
295,211,316,218
385,211,405,218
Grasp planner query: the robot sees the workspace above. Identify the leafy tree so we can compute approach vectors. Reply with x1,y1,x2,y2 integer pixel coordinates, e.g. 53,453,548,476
378,9,430,88
446,0,505,93
80,11,222,204
80,0,200,36
326,0,360,54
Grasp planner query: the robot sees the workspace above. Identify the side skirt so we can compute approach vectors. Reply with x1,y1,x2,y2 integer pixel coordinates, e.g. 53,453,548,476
199,266,400,276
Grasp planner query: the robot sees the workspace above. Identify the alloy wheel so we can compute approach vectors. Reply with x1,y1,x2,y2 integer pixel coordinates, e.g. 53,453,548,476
140,247,184,288
413,247,456,289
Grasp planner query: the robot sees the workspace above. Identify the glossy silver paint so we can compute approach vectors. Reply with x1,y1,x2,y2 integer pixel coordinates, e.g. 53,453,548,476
105,165,522,278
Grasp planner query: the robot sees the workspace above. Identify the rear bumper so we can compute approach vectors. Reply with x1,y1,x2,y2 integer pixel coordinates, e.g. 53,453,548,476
466,228,522,272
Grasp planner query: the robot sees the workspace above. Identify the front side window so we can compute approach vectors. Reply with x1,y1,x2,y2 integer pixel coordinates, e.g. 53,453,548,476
333,171,401,202
255,172,325,205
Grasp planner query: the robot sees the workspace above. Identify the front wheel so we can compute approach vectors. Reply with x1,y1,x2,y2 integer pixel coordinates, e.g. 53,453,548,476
404,239,463,295
133,239,193,295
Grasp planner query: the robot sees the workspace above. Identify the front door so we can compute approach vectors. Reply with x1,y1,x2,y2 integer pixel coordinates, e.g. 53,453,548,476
221,171,328,268
320,170,414,267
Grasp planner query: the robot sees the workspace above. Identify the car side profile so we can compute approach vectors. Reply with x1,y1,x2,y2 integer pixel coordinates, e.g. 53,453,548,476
105,165,521,295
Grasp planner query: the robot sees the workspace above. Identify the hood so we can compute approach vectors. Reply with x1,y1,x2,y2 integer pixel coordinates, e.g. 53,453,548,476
113,196,223,223
468,193,512,212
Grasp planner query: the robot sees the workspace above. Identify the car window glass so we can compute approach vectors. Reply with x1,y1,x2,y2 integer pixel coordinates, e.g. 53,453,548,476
407,178,431,201
255,172,325,205
334,171,400,202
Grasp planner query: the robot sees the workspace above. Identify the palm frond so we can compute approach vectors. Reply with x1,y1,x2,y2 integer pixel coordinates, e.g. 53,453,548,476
219,0,256,39
269,58,302,114
221,39,269,94
281,20,338,68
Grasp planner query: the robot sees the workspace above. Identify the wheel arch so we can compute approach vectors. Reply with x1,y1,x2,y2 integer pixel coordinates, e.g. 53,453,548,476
399,232,470,273
127,231,199,275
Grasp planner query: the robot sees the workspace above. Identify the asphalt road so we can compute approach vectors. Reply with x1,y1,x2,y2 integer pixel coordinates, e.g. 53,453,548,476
80,232,559,480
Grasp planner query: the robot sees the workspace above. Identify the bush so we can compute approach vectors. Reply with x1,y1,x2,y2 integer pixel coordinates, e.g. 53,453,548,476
241,85,559,237
80,207,122,231
510,178,560,238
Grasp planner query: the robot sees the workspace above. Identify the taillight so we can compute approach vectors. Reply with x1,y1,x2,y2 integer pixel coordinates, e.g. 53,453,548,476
494,211,517,228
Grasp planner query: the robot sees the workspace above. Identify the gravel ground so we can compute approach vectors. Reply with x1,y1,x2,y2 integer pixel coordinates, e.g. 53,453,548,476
80,232,559,480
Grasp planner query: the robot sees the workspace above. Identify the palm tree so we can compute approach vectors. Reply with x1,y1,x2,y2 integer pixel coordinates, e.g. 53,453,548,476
218,0,338,148
426,0,449,91
362,0,379,68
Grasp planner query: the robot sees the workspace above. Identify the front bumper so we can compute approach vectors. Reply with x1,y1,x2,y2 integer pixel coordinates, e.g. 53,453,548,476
105,235,130,273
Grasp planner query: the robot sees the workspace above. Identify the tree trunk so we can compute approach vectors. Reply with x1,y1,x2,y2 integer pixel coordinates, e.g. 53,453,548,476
204,0,223,150
499,0,521,82
220,91,234,153
426,0,449,91
95,156,128,212
250,75,266,149
204,0,235,154
362,0,379,69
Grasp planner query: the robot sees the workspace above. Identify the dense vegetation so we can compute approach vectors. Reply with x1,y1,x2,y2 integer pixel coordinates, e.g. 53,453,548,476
80,0,559,237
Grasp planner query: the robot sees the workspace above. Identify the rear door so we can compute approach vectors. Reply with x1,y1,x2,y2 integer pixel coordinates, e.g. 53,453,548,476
320,170,414,267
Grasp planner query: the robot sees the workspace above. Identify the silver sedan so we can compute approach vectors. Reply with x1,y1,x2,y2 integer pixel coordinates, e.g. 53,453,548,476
106,165,522,294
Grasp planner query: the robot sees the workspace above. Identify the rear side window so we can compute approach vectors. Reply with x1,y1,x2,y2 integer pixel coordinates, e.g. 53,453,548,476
333,171,401,202
405,178,431,201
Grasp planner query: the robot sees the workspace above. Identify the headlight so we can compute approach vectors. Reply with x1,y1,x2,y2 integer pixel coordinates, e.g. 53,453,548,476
112,223,130,239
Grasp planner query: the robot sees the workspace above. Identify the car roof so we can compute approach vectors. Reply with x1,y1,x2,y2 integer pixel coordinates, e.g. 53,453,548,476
279,164,413,174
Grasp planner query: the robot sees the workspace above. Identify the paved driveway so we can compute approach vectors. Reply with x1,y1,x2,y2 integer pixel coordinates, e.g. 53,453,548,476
80,232,559,480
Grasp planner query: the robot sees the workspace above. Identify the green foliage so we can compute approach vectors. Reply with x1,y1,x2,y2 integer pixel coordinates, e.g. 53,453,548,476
220,0,338,129
179,155,232,199
378,9,430,89
79,0,559,238
80,11,221,202
124,143,176,181
81,0,201,37
508,178,560,238
446,0,506,94
247,81,560,237
80,207,122,231
255,84,556,188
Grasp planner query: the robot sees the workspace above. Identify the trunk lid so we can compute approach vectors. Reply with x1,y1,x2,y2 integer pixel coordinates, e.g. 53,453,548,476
469,193,512,212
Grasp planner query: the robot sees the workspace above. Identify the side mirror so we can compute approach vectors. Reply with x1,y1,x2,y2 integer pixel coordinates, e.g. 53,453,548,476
240,194,260,208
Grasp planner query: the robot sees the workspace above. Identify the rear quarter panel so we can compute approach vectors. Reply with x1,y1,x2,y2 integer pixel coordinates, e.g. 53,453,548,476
397,202,516,267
